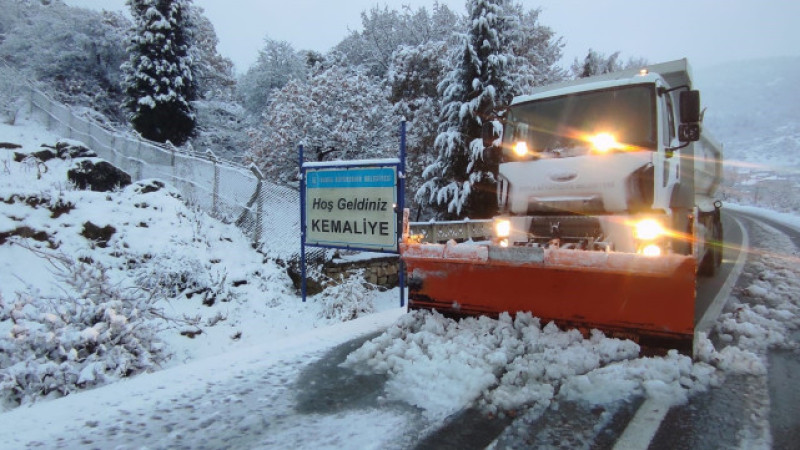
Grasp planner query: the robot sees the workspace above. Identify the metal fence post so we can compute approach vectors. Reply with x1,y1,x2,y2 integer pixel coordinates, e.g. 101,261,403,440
249,165,264,248
67,108,73,139
206,150,220,217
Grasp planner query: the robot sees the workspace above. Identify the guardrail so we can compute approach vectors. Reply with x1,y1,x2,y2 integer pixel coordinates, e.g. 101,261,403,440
409,219,493,243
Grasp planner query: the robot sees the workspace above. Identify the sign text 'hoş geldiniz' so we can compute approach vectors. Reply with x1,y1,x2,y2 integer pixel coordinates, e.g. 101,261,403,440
304,166,397,251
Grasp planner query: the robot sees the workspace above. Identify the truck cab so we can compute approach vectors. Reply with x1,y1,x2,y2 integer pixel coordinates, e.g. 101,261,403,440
490,59,722,271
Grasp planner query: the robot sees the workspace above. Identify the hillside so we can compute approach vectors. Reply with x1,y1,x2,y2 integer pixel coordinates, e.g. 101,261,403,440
0,118,398,411
696,57,800,212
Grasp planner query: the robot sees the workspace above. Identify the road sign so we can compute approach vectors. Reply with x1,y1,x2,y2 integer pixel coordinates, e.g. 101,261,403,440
304,165,398,252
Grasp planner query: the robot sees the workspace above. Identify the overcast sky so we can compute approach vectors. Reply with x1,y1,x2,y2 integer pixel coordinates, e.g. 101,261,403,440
64,0,800,73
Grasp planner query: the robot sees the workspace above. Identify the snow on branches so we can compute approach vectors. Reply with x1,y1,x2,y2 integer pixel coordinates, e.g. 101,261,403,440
417,0,517,219
122,0,196,145
0,254,168,409
246,57,399,184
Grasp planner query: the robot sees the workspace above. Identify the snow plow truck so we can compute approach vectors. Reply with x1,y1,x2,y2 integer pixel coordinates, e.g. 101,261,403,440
402,59,723,355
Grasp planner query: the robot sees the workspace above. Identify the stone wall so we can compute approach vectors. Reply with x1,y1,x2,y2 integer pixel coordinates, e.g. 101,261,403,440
322,255,400,290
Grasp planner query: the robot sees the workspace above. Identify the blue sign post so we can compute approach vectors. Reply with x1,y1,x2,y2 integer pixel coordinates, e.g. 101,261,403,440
299,122,407,306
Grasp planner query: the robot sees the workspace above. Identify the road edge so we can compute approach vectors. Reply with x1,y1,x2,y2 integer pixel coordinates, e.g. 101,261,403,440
613,214,749,450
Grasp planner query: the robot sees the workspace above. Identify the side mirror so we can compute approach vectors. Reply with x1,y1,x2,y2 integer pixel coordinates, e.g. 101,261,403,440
481,121,497,148
678,90,701,143
679,90,701,123
678,123,700,142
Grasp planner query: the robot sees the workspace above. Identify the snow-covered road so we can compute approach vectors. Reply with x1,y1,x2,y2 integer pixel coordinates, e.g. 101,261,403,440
0,309,419,449
3,207,800,449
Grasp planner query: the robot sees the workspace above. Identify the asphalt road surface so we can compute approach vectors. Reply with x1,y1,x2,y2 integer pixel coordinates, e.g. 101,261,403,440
418,208,799,449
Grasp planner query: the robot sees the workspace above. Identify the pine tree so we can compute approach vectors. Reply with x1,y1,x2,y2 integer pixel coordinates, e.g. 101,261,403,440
506,6,565,91
122,0,196,145
417,0,517,219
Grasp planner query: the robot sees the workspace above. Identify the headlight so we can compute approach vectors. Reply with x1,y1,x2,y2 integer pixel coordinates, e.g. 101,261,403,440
588,133,617,153
588,132,621,153
512,141,529,157
634,219,665,241
494,218,511,238
641,244,663,257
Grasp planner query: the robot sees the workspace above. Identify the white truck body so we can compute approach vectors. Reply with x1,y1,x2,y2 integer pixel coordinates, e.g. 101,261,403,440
495,58,723,258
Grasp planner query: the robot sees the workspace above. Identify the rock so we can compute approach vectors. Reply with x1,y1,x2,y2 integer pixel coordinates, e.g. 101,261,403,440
0,226,52,246
12,148,57,162
81,221,116,248
133,179,165,194
0,142,22,149
54,140,97,159
32,149,57,162
129,179,182,199
68,160,131,192
286,263,325,296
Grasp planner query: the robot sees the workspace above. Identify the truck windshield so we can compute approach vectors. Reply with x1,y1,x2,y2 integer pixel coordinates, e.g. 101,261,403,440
505,84,657,157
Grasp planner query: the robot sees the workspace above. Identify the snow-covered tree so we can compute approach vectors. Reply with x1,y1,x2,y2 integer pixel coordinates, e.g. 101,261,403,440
186,5,235,101
570,49,650,79
122,0,196,145
571,49,622,78
0,1,130,120
246,55,398,184
388,41,450,206
335,3,458,77
237,38,307,117
416,0,519,219
180,5,246,159
505,6,565,92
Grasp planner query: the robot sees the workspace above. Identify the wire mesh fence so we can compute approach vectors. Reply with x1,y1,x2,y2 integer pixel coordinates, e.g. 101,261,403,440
25,88,304,262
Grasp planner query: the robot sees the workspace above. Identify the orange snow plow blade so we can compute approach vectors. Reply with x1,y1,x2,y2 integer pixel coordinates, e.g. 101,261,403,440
402,242,697,354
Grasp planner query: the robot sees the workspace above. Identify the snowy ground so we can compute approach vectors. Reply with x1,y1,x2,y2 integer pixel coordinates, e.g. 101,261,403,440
0,309,409,449
2,117,800,448
0,118,399,411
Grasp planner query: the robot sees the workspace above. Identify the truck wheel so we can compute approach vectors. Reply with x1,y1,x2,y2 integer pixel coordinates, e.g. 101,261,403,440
698,217,722,277
713,219,723,268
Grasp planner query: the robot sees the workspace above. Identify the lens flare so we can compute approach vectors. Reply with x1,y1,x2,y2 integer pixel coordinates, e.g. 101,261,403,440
495,219,511,238
635,219,665,241
641,244,663,257
513,141,529,157
588,133,620,153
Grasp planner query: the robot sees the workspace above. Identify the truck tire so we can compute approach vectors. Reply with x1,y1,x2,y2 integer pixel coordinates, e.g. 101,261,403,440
698,216,722,277
671,209,693,256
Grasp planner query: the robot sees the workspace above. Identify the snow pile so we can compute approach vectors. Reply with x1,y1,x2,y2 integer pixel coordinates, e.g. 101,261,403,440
344,209,800,424
710,220,800,375
344,310,718,420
